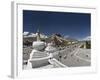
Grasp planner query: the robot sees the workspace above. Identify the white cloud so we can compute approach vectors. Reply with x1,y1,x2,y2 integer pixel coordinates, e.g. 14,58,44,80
83,36,91,41
23,32,48,38
64,35,69,38
23,32,29,36
29,33,37,37
40,34,48,38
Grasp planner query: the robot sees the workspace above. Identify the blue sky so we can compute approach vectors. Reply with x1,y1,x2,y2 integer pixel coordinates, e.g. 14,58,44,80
23,10,91,40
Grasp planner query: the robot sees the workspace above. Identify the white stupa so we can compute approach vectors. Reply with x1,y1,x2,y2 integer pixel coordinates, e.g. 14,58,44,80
32,29,46,50
45,42,57,53
28,29,51,68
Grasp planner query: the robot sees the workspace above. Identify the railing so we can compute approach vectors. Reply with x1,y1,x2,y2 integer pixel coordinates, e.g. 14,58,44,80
48,58,67,68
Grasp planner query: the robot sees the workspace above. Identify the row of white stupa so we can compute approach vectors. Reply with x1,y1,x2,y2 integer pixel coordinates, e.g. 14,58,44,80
27,29,66,68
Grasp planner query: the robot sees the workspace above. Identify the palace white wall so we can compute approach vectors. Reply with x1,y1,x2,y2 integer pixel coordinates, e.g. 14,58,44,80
0,0,100,80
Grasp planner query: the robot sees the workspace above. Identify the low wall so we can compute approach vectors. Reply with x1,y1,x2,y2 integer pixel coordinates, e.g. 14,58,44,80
29,56,51,68
48,58,67,68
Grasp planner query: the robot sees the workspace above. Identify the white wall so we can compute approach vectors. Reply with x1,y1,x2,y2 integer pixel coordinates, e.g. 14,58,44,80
0,0,100,80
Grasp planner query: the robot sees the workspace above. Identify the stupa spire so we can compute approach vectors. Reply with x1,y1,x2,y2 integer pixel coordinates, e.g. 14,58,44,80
36,28,41,41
